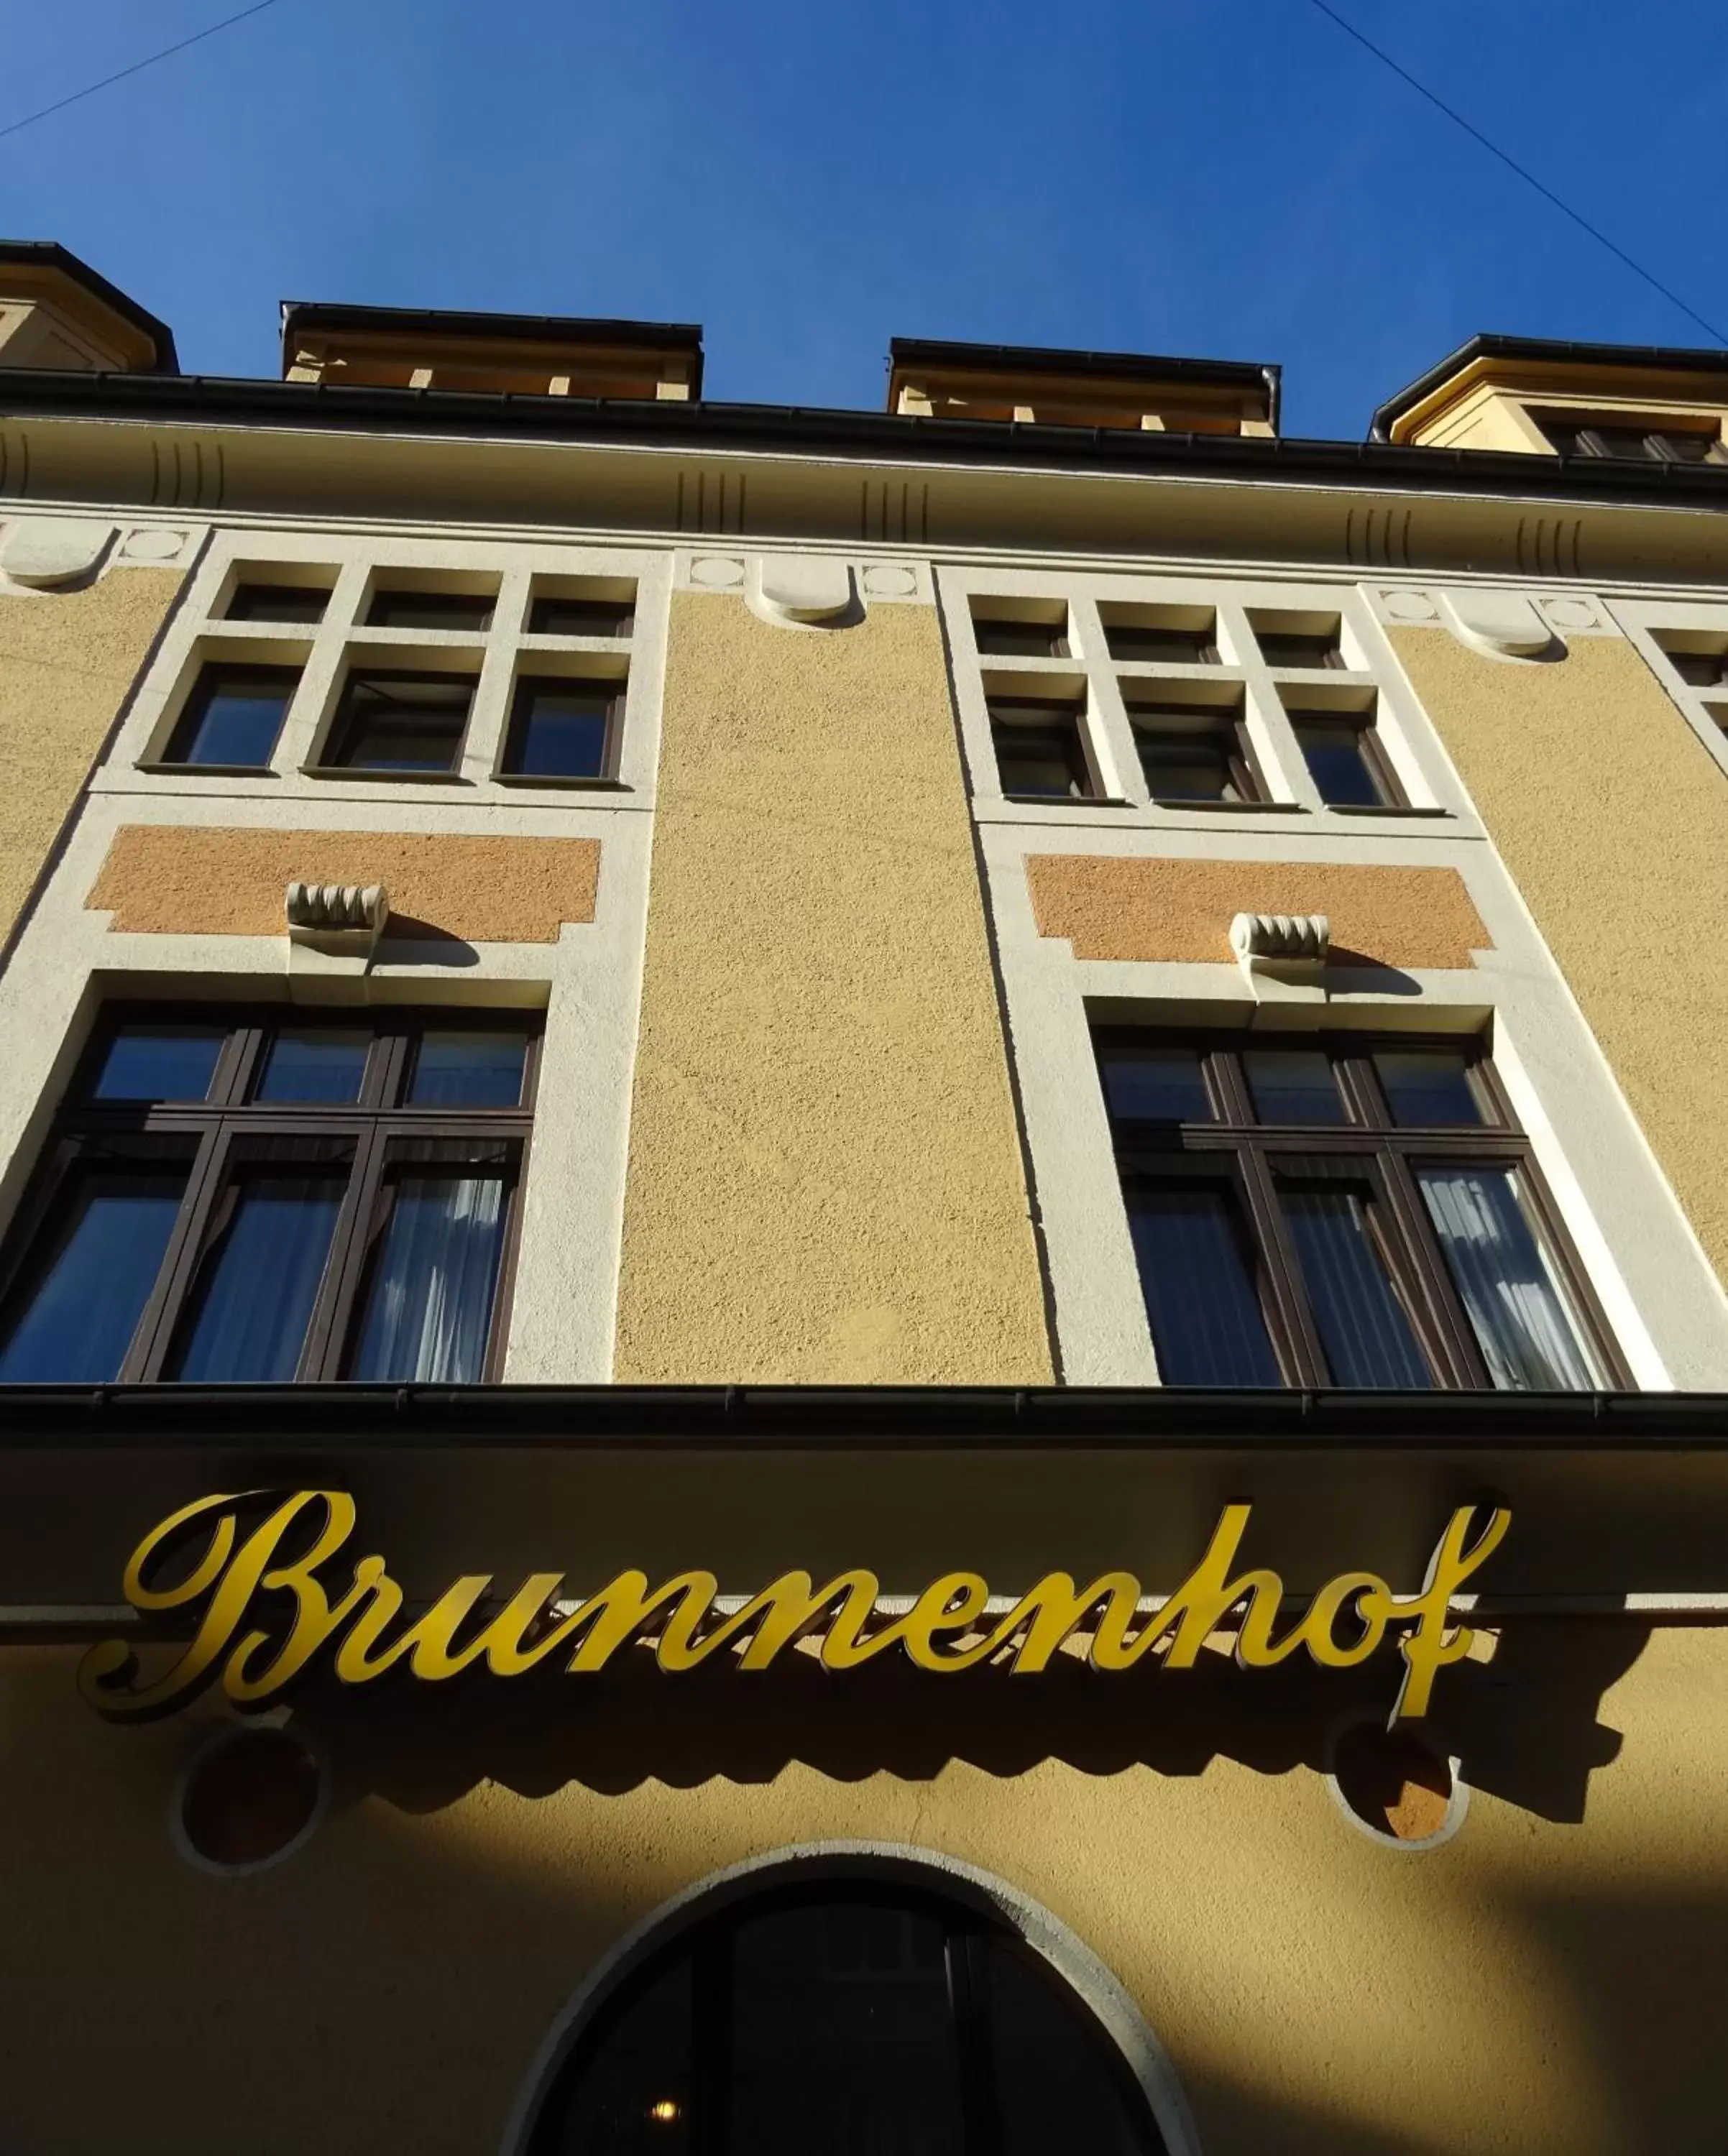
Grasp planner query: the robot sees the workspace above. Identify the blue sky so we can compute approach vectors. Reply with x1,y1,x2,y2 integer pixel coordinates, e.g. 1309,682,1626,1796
6,0,1725,440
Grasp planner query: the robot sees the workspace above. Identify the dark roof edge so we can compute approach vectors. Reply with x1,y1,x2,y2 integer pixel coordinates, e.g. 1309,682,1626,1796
890,336,1282,429
10,366,1728,507
0,240,178,372
1,1381,1727,1449
280,300,704,392
1371,331,1728,441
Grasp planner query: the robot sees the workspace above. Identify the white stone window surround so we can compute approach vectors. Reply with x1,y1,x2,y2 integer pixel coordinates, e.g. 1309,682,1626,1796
938,565,1467,836
983,817,1728,1393
1606,594,1728,787
0,789,651,1386
102,527,668,810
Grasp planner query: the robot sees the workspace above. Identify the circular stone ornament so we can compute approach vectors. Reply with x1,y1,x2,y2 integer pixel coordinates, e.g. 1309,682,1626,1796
1325,1715,1468,1851
173,1723,328,1876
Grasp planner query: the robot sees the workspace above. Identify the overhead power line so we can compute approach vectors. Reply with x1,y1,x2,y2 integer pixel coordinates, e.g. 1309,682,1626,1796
1305,0,1728,346
0,0,285,146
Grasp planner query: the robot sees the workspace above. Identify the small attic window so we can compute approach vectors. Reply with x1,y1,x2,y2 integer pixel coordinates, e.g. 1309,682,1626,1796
1532,411,1727,464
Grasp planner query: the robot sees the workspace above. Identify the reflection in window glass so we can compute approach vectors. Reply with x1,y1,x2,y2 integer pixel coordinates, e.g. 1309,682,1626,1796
1127,1187,1282,1385
538,1957,693,2156
528,594,635,638
255,1030,370,1105
1293,718,1384,806
325,671,474,772
409,1032,528,1108
1130,717,1244,802
1376,1051,1481,1126
1100,1047,1210,1123
1418,1166,1600,1389
983,1936,1150,2156
166,1171,346,1381
348,1173,508,1382
91,1026,226,1102
504,678,612,779
1282,1189,1432,1388
0,1169,185,1380
164,664,299,768
1244,1049,1345,1125
728,1902,962,2156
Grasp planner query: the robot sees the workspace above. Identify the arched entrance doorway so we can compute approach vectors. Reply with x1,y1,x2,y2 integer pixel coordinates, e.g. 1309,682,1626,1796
512,1848,1195,2155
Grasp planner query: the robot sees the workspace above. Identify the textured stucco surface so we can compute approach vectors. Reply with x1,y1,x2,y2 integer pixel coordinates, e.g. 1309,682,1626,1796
1027,854,1492,967
0,568,183,949
87,825,600,942
2,1621,1726,2155
614,591,1049,1383
1390,627,1728,1283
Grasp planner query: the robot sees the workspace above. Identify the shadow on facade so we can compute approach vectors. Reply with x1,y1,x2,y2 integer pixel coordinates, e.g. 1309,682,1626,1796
294,1614,1649,1828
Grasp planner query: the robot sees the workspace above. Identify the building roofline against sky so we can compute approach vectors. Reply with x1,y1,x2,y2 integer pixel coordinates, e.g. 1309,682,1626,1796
279,299,705,392
887,336,1283,430
0,239,179,372
1369,329,1728,441
8,363,1728,508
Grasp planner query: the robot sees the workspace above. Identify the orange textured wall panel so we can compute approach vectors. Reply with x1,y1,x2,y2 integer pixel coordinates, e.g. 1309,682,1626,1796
87,826,600,944
1026,855,1492,969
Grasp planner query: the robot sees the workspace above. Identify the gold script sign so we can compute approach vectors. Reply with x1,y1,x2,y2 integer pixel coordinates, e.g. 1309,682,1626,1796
80,1490,1510,1723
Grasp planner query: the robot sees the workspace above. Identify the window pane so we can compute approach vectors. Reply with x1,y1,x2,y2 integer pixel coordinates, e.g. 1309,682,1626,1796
90,1025,226,1102
1244,1049,1345,1125
408,1031,528,1107
224,582,328,624
1131,722,1241,802
988,704,1093,798
1295,719,1384,806
165,665,298,768
535,1958,692,2156
1099,1046,1210,1123
973,617,1068,658
364,588,495,631
326,672,473,772
0,1168,185,1380
1670,650,1728,687
347,1174,509,1383
505,678,612,779
1106,624,1214,663
727,1901,962,2156
528,594,634,638
166,1171,346,1381
255,1029,370,1105
1126,1187,1282,1386
981,1938,1161,2156
1281,1189,1433,1389
1375,1050,1482,1126
1417,1167,1601,1389
1258,631,1341,670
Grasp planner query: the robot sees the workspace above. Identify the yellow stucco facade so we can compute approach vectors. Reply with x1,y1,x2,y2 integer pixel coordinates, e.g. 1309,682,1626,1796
1389,627,1728,1287
612,590,1051,1385
3,1616,1724,2156
0,566,184,953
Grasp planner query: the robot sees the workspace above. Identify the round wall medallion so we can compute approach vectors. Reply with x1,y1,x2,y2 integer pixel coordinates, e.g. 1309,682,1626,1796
1543,596,1599,630
1382,589,1438,622
173,1723,328,1876
689,556,743,589
120,528,188,563
861,563,918,598
1325,1715,1466,1851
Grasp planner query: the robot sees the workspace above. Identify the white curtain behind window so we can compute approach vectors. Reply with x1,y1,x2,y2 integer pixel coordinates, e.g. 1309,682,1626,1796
351,1174,506,1383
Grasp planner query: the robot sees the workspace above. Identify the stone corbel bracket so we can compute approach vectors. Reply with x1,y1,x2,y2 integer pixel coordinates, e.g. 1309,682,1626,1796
1230,911,1331,1003
285,881,390,994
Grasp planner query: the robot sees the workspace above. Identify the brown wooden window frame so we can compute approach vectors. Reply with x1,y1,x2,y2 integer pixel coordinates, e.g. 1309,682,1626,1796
0,1005,541,1385
1124,699,1266,806
970,612,1072,660
1535,413,1728,466
497,673,628,784
1093,1027,1631,1392
985,694,1103,802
